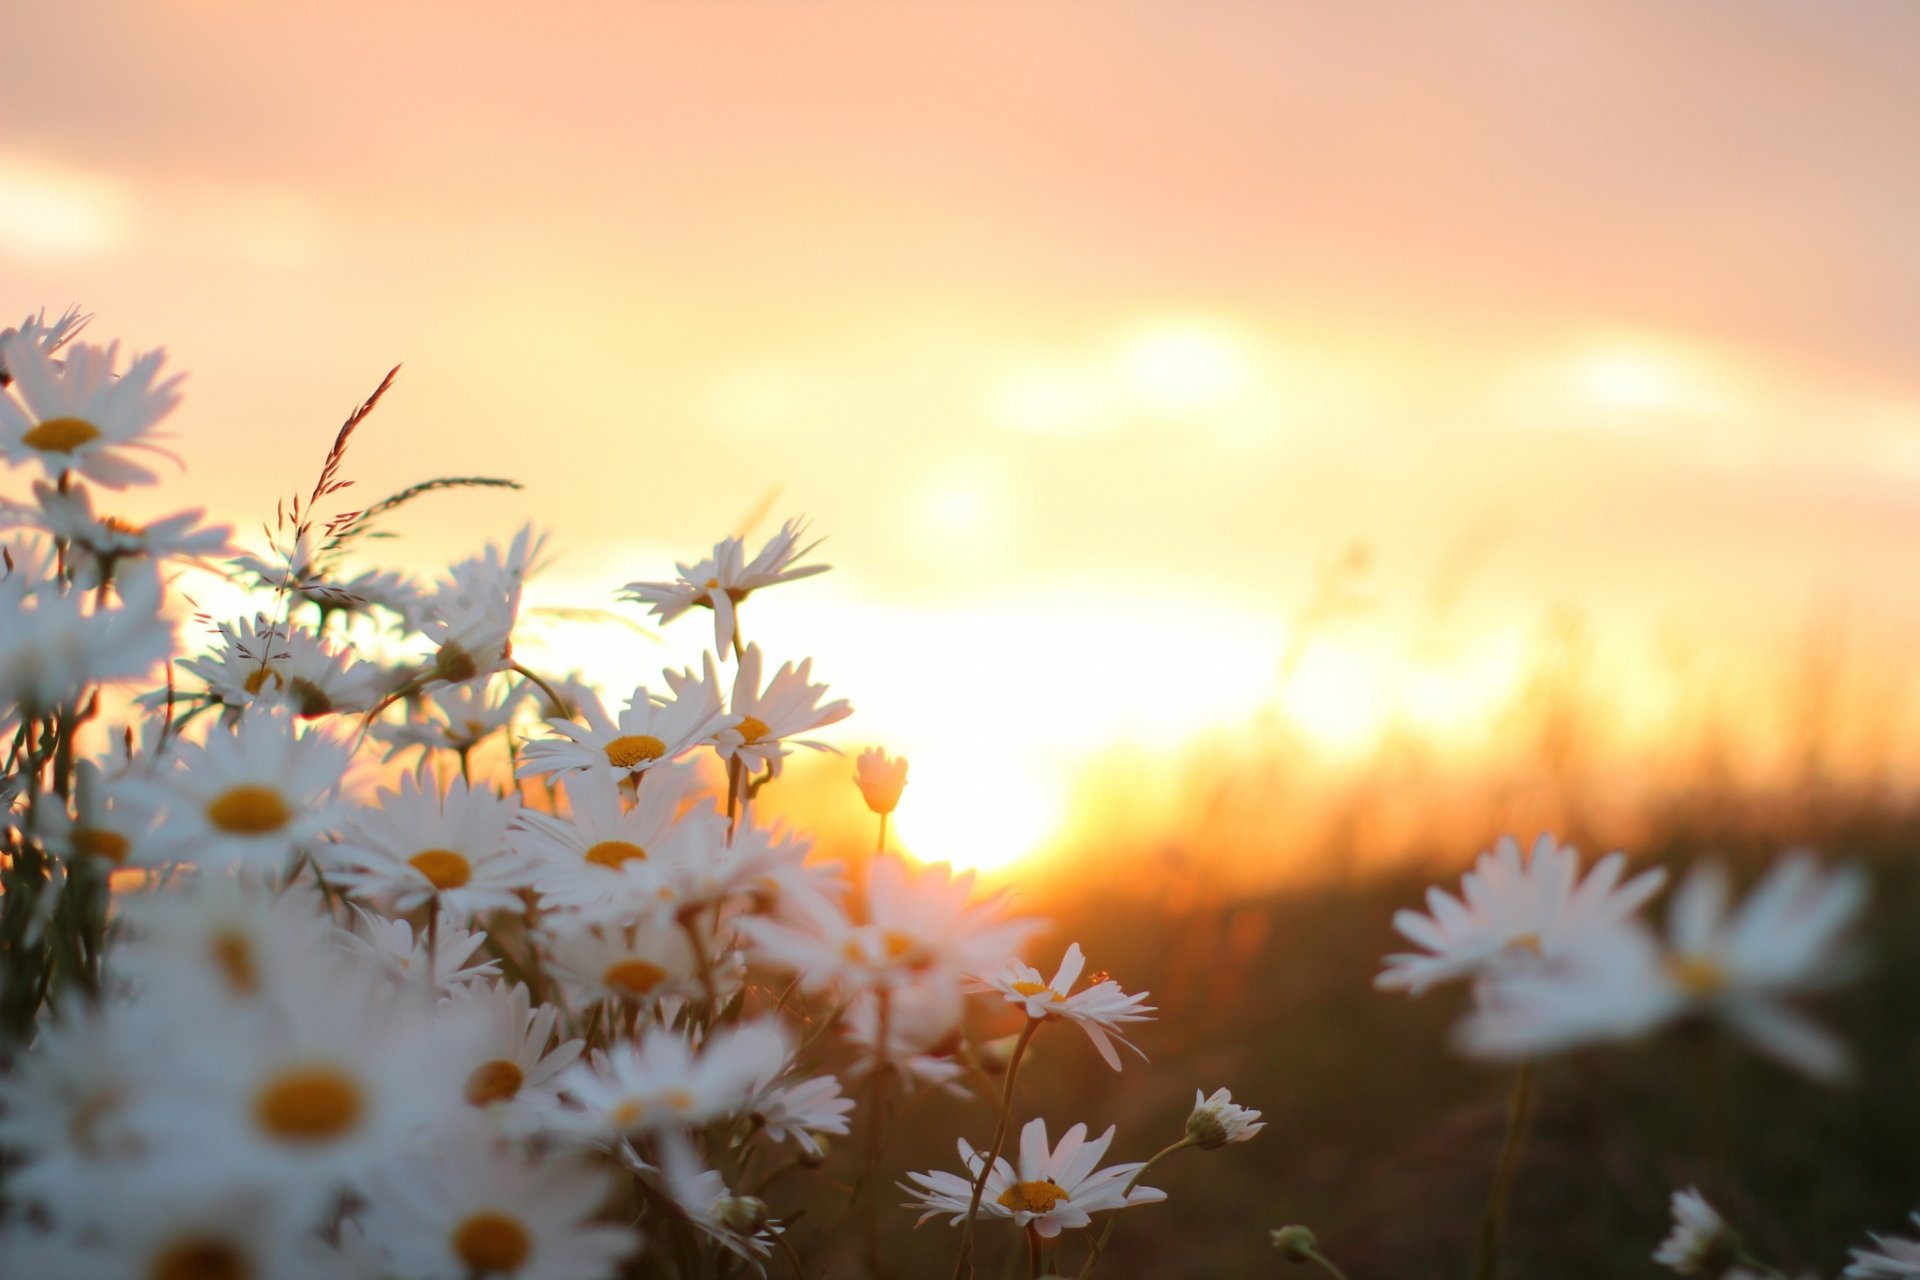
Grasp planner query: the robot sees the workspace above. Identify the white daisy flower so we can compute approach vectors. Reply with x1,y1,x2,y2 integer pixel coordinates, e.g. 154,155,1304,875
647,1137,780,1262
553,1021,788,1140
375,675,533,761
646,814,827,918
0,335,183,487
975,943,1155,1071
1653,1186,1735,1274
902,1116,1166,1239
34,758,167,870
327,775,532,917
0,554,171,714
420,525,545,684
177,614,389,718
739,854,1040,994
539,910,711,1007
32,1173,345,1280
515,679,733,782
1185,1088,1264,1149
854,747,909,815
1376,833,1667,996
1459,854,1867,1079
130,708,353,874
701,645,852,777
111,875,336,1008
746,1070,855,1158
619,517,828,656
0,1001,161,1212
358,1120,637,1280
0,479,234,585
438,981,583,1126
516,763,721,913
0,305,90,382
339,906,502,995
1846,1214,1920,1278
843,981,968,1091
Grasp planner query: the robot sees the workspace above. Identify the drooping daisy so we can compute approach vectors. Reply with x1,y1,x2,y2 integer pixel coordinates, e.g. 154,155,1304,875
700,645,852,778
1376,833,1667,996
130,708,353,874
620,517,829,656
1458,854,1867,1079
745,1069,855,1158
553,1021,788,1141
975,943,1155,1071
327,775,532,917
357,1119,637,1280
419,525,546,685
177,614,389,718
902,1116,1166,1239
1845,1215,1920,1278
0,335,183,487
1653,1187,1736,1275
740,854,1041,994
1185,1088,1264,1150
515,763,722,913
515,678,733,782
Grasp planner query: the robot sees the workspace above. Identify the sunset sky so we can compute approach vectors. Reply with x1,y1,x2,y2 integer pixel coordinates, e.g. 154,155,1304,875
7,2,1920,870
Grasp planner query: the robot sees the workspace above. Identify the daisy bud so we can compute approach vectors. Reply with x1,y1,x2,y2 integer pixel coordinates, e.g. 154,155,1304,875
1272,1226,1319,1262
854,749,909,815
714,1196,769,1234
1185,1087,1265,1150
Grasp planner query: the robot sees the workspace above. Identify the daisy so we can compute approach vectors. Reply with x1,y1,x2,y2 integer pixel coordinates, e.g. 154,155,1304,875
374,675,532,762
902,1116,1166,1239
327,775,532,917
975,942,1155,1071
739,854,1041,994
1846,1215,1920,1278
177,614,389,718
648,1137,780,1262
620,517,828,656
745,1070,855,1158
0,1001,161,1212
420,525,546,685
438,981,583,1126
701,645,852,777
854,747,910,815
515,679,733,782
1376,833,1667,996
0,335,183,487
111,875,337,1009
338,906,502,995
843,981,969,1091
553,1021,788,1140
645,813,828,918
0,554,171,714
1653,1187,1736,1275
129,708,353,874
0,479,235,584
35,758,167,870
515,763,722,913
29,1173,344,1280
357,1120,636,1280
0,305,90,382
1458,854,1867,1079
540,909,726,1010
1185,1088,1264,1150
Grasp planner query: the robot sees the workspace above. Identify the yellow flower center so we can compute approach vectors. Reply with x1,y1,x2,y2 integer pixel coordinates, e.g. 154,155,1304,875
453,1211,532,1274
71,825,130,864
1010,980,1065,1002
205,785,292,835
1505,932,1544,957
409,848,473,891
242,666,281,696
465,1059,525,1107
253,1066,363,1143
604,734,667,768
22,416,101,454
585,839,648,868
611,1088,697,1128
604,959,669,996
1667,952,1728,997
210,930,258,994
997,1178,1071,1214
151,1235,251,1280
101,514,144,537
434,643,479,683
735,715,770,745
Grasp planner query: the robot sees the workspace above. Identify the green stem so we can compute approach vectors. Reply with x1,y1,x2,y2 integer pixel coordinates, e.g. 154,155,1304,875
1074,1138,1192,1279
953,1019,1040,1280
1302,1247,1353,1280
1473,1060,1537,1280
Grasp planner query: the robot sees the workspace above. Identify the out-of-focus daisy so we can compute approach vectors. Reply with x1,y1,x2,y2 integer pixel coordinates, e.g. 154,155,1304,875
129,709,352,874
0,555,171,714
620,517,828,656
0,479,234,585
843,981,968,1090
0,336,183,487
745,1069,854,1158
0,305,90,382
740,854,1040,994
975,942,1155,1071
516,764,722,913
1185,1088,1264,1150
854,748,909,815
439,981,583,1126
339,907,502,995
540,910,712,1007
1845,1215,1920,1279
0,1002,160,1211
35,759,167,871
327,775,531,917
645,813,827,918
648,1138,779,1262
1653,1187,1735,1275
374,676,532,762
1459,854,1867,1079
516,679,733,782
176,614,388,718
358,1120,636,1280
1376,833,1667,996
111,876,335,1008
701,645,852,778
902,1116,1166,1239
31,1175,343,1280
420,526,546,684
554,1021,787,1140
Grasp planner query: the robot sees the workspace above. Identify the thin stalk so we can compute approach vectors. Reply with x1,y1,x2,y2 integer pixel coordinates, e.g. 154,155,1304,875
1027,1226,1044,1279
1301,1247,1353,1280
1473,1060,1538,1280
424,898,441,1004
1074,1137,1193,1279
952,1019,1040,1280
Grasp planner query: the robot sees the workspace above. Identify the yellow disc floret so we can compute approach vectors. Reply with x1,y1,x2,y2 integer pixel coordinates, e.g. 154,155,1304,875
735,716,770,745
453,1211,532,1274
152,1235,251,1280
604,734,668,768
997,1178,1071,1214
22,416,101,454
585,839,648,868
409,848,473,891
253,1066,363,1143
205,786,293,835
465,1059,525,1107
604,960,669,997
1667,952,1729,997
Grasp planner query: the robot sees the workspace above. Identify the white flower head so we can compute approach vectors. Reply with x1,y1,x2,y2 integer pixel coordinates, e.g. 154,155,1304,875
374,675,533,761
620,517,828,656
0,305,90,381
1845,1214,1920,1279
327,774,532,917
1377,833,1666,996
975,942,1156,1071
1185,1087,1264,1150
515,678,733,783
0,479,234,586
0,555,171,714
553,1021,789,1140
0,335,183,487
902,1116,1166,1238
420,525,546,684
681,645,851,777
1653,1186,1735,1275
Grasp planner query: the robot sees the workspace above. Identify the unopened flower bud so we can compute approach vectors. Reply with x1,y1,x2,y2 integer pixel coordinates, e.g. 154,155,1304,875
1185,1087,1265,1150
714,1196,769,1234
1272,1226,1318,1262
854,749,909,815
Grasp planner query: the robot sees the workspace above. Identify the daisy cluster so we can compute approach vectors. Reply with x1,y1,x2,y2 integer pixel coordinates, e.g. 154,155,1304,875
0,309,1263,1279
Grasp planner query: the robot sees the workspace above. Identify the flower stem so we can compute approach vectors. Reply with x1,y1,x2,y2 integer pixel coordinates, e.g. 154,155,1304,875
952,1018,1040,1280
1074,1138,1191,1279
1302,1247,1353,1280
1473,1060,1537,1280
